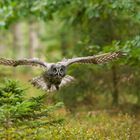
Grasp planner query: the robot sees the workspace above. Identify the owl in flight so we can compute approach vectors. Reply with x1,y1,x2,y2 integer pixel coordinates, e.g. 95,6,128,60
0,51,125,92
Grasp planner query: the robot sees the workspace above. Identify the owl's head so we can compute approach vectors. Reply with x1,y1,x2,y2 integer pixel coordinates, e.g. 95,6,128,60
48,64,66,78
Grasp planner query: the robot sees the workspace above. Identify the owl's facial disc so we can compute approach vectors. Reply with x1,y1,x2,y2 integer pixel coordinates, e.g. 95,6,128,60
51,64,66,77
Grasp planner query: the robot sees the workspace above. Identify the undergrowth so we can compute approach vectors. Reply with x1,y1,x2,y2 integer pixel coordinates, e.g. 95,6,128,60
0,79,139,140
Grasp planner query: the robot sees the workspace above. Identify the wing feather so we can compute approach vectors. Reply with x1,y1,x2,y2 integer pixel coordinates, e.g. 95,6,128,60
29,76,47,90
0,58,48,68
63,51,125,66
59,75,75,88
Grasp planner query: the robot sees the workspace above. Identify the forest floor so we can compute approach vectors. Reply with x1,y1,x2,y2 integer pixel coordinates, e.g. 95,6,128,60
0,109,140,140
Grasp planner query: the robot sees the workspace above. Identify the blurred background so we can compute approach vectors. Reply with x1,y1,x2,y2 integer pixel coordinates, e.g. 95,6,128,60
0,0,140,113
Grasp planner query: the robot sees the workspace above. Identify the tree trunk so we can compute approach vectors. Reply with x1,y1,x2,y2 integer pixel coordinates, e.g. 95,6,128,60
11,23,22,75
112,65,119,105
61,33,67,57
29,22,40,58
12,23,24,58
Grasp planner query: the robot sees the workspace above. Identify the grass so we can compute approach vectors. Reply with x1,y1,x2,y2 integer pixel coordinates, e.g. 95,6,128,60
0,111,139,140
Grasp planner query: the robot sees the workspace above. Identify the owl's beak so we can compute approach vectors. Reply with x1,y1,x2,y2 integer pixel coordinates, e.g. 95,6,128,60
55,73,61,78
57,73,62,78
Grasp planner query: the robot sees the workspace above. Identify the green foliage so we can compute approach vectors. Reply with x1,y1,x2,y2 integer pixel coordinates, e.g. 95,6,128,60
0,0,140,118
0,1,140,139
0,79,64,129
1,0,139,27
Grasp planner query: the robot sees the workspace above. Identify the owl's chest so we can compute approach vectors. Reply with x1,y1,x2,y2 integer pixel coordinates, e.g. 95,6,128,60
43,73,62,85
48,76,62,84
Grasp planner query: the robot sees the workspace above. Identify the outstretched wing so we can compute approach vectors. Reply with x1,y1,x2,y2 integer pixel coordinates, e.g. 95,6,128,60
0,58,48,68
62,51,125,66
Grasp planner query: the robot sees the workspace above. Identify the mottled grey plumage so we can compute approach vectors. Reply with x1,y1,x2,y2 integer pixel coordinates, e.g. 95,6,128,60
0,51,125,92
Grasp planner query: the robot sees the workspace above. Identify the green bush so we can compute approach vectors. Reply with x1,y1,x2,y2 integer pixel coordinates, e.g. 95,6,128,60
0,79,64,129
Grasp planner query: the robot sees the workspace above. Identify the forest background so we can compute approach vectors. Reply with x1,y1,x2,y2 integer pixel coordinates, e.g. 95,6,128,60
0,0,140,139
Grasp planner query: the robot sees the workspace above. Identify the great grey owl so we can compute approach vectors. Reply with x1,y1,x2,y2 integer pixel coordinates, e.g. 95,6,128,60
0,51,125,92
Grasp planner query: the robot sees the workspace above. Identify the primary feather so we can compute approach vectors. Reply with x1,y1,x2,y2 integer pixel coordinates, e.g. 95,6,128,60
63,51,125,66
0,58,47,68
